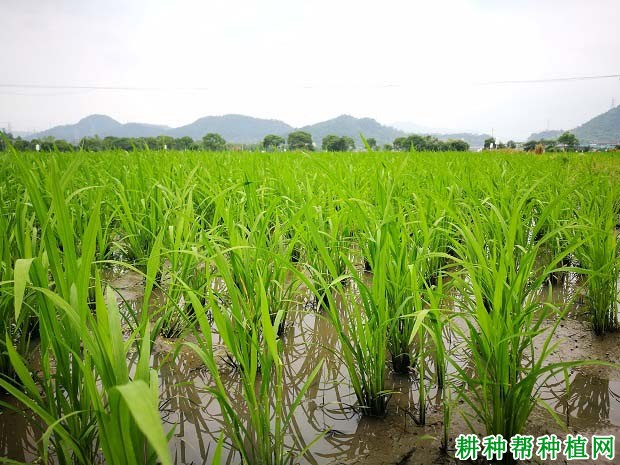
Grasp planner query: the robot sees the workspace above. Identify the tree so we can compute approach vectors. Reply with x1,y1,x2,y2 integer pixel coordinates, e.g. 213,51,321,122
54,139,74,152
507,140,516,149
366,137,377,150
393,137,408,151
142,137,158,150
263,134,286,151
406,135,428,151
13,138,30,151
322,135,340,151
103,136,133,151
173,136,195,150
287,131,313,151
557,131,579,150
393,134,464,152
342,136,355,151
484,137,496,149
79,136,104,152
322,135,355,152
39,136,57,152
445,139,470,152
202,133,226,151
156,135,175,150
542,139,558,152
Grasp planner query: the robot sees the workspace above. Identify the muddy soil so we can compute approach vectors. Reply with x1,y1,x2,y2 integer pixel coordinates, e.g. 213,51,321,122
1,270,619,465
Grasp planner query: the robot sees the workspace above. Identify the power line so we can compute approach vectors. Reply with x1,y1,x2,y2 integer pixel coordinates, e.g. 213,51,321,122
478,73,620,85
0,83,212,92
0,73,619,93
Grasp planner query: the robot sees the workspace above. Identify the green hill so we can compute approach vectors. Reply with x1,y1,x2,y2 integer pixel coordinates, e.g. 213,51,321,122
167,114,293,142
300,115,405,147
572,106,620,144
529,106,620,144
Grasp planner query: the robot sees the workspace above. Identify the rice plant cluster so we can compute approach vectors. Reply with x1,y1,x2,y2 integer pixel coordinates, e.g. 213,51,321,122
0,148,619,464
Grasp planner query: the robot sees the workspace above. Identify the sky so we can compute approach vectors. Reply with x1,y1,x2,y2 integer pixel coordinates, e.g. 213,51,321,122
1,0,619,141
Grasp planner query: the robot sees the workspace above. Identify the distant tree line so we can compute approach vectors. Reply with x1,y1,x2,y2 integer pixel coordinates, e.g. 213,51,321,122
1,128,473,153
13,129,618,154
485,132,611,153
393,135,470,152
522,131,582,152
483,137,517,149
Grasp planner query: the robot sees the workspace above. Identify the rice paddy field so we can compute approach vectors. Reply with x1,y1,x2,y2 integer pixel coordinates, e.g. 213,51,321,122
1,149,620,465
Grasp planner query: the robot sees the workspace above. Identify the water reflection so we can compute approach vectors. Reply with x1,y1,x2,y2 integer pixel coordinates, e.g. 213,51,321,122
542,371,620,427
0,398,39,462
3,266,619,465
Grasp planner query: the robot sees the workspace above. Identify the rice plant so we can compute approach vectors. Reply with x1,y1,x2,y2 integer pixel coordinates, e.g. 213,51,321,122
0,194,37,382
0,152,171,464
212,182,300,332
301,205,427,416
447,180,592,462
573,180,619,335
1,147,620,464
422,277,452,450
186,271,323,464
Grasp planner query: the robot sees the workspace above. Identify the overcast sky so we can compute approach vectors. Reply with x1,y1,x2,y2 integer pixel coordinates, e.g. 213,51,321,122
1,0,619,140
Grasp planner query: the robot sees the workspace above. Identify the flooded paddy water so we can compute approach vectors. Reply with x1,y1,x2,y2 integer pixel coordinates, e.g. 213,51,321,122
2,267,619,465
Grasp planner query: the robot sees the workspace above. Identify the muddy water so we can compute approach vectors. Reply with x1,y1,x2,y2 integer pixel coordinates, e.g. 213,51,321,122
2,269,620,465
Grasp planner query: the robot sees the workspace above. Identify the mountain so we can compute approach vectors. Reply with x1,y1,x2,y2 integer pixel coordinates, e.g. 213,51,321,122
28,113,491,148
166,114,293,142
528,106,620,144
34,115,119,141
431,133,491,149
300,116,489,148
300,115,405,147
572,106,620,144
32,115,170,142
527,130,563,141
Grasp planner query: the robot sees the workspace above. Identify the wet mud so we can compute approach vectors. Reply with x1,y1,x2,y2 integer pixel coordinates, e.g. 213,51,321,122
1,269,619,465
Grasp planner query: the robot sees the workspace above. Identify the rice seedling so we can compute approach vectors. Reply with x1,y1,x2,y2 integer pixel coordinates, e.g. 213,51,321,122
186,269,323,465
422,277,452,450
293,195,353,313
211,183,300,333
0,192,39,382
1,151,171,464
573,180,619,335
299,199,427,417
447,179,592,462
0,156,103,464
1,271,173,465
82,276,172,465
156,186,203,338
112,176,168,263
354,176,446,376
2,147,620,464
358,203,419,375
